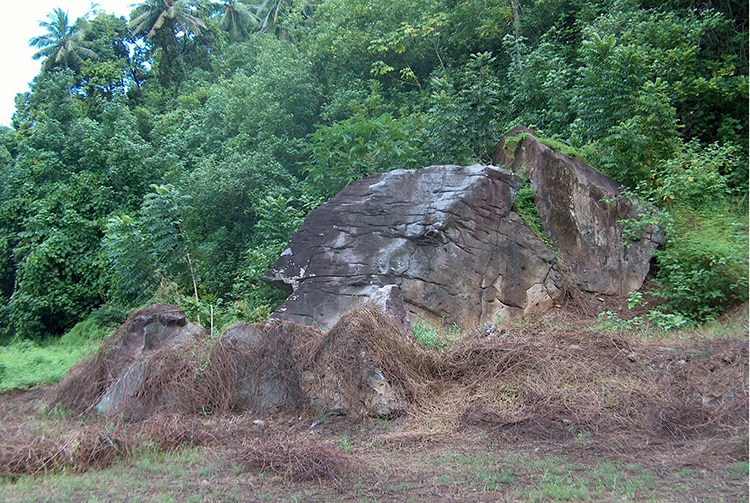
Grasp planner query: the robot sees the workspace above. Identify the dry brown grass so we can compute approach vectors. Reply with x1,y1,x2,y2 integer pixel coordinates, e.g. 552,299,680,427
425,317,748,448
238,434,362,482
0,422,129,476
1,302,746,482
131,414,217,451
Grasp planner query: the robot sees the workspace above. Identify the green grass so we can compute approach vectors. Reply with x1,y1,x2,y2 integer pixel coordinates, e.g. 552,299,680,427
1,447,223,503
420,451,667,501
723,461,749,481
411,320,460,350
1,442,745,502
0,314,118,392
0,339,99,392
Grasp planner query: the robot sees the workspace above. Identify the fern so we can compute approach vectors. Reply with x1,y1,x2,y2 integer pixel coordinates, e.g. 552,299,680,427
103,184,198,309
102,214,157,306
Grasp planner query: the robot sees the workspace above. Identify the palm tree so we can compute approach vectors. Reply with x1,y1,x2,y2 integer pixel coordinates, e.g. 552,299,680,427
218,0,259,41
30,8,97,72
130,0,206,41
130,0,207,87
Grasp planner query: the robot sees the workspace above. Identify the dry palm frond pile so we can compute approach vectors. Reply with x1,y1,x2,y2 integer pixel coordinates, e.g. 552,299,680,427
428,318,748,450
296,305,438,417
0,423,129,476
1,303,746,478
238,434,362,482
202,321,321,414
49,304,197,415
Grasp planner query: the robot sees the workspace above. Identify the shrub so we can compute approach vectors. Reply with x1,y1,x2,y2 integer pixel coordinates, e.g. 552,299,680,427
513,181,553,247
642,140,748,322
305,113,426,199
654,207,748,321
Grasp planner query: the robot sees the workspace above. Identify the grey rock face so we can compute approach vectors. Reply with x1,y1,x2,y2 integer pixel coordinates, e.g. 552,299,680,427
262,127,663,331
494,126,665,295
213,322,306,413
264,164,562,329
95,305,205,418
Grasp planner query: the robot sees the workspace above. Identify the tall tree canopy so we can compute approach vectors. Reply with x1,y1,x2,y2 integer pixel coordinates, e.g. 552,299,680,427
30,8,97,72
216,0,260,41
130,0,207,88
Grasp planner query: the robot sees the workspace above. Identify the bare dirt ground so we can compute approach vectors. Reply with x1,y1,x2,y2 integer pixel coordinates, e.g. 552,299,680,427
0,301,747,502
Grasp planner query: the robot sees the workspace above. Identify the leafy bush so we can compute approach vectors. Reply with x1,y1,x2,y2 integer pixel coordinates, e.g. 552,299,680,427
654,208,748,321
103,184,194,308
61,305,125,345
591,309,692,333
305,113,426,199
644,141,749,322
424,51,504,164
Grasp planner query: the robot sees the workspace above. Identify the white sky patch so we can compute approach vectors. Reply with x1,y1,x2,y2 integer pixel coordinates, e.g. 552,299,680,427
1,1,135,128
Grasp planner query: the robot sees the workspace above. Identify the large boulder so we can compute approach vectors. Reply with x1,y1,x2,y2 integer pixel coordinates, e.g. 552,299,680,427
494,126,665,295
263,164,563,329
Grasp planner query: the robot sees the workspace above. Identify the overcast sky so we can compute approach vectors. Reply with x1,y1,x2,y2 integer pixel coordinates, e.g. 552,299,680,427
1,1,136,128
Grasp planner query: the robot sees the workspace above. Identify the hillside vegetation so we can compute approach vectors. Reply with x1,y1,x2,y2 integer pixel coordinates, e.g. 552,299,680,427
0,5,746,500
0,0,746,345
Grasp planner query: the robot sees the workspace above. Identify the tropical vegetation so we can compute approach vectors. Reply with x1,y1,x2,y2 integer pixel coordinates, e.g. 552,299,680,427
0,0,746,343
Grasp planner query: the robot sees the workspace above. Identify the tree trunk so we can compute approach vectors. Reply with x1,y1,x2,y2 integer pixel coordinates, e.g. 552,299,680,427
511,0,521,39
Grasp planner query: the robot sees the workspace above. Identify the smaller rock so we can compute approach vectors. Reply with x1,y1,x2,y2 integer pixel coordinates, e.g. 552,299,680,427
360,284,412,333
494,126,665,295
70,304,208,419
210,321,313,414
300,303,427,418
482,323,500,337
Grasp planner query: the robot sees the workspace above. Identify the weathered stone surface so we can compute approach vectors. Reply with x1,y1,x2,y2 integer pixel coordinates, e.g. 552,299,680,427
94,304,205,417
264,164,563,329
300,303,423,418
494,126,664,295
213,321,307,413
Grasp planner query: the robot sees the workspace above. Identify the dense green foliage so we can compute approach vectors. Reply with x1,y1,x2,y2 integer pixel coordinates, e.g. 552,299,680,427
0,0,746,341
